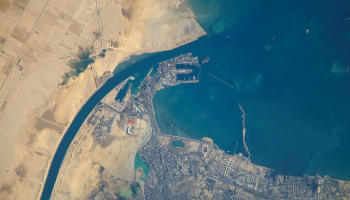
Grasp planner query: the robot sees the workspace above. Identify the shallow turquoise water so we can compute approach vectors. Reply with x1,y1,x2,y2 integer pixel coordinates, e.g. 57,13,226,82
172,140,185,148
42,3,350,198
42,1,350,197
134,153,150,182
153,0,350,179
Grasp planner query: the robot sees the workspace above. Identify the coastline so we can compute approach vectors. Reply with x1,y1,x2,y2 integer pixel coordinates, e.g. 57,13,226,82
9,0,350,198
0,0,205,199
40,26,206,200
42,50,350,199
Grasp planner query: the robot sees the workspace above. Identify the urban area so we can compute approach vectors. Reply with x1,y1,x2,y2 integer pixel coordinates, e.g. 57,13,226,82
87,53,350,199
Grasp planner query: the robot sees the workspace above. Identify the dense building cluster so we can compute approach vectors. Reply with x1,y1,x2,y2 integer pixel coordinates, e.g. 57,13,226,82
155,53,200,90
87,53,350,199
134,54,350,200
138,134,350,200
89,103,116,146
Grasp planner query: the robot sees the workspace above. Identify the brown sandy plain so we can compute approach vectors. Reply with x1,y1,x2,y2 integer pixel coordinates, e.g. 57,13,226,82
0,0,205,199
52,84,152,199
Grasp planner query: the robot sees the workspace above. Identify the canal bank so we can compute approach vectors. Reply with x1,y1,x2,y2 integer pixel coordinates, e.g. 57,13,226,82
39,37,208,199
40,0,350,197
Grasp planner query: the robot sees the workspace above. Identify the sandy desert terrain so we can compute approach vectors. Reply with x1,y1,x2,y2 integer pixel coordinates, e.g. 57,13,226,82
0,0,205,199
52,85,152,199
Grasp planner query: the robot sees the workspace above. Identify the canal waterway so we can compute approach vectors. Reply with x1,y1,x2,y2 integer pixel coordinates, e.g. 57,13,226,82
40,39,209,199
39,52,166,199
42,0,350,199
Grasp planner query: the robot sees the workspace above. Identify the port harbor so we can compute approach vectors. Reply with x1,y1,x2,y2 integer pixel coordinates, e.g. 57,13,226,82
154,52,200,91
45,53,350,199
134,53,350,199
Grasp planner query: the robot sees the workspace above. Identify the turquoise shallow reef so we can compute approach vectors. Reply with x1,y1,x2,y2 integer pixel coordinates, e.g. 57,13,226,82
153,0,350,179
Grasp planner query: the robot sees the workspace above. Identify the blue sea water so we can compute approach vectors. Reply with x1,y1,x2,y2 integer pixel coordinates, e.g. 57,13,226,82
153,0,350,179
41,44,204,199
42,1,350,198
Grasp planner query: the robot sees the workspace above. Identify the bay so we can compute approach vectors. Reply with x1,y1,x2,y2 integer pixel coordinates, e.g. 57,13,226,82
153,0,350,179
42,1,350,198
